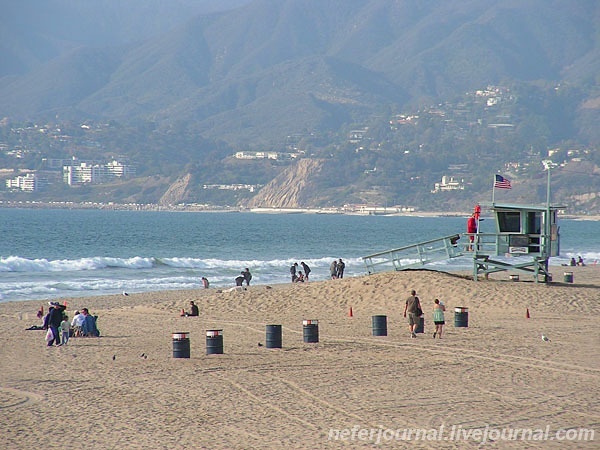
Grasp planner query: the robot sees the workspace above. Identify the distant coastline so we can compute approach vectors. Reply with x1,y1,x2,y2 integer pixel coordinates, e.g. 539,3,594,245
1,200,598,220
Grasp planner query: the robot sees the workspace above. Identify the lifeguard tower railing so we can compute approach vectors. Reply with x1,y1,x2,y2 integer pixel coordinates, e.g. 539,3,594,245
362,234,463,274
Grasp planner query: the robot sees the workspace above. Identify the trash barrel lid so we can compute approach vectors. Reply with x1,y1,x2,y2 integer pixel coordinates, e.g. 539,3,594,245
302,319,318,325
206,329,223,337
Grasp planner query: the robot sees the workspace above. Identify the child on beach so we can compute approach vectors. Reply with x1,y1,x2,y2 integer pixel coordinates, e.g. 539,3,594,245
432,299,446,339
60,315,70,345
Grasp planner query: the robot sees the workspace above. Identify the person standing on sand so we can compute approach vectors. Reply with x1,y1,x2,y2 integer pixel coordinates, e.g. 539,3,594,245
432,299,446,339
336,258,345,278
201,277,209,289
330,260,338,279
467,213,477,251
290,263,298,282
300,262,311,281
60,315,70,345
403,290,422,338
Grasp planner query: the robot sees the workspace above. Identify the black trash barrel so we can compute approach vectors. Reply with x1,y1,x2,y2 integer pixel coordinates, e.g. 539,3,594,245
172,332,190,358
454,307,469,328
372,315,387,336
415,316,424,334
266,324,282,349
303,320,319,343
206,329,223,354
564,271,573,283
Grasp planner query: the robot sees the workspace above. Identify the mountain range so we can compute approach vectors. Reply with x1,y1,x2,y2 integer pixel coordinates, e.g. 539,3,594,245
2,0,599,147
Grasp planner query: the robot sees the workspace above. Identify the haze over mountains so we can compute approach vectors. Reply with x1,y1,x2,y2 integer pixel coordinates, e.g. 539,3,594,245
2,0,599,146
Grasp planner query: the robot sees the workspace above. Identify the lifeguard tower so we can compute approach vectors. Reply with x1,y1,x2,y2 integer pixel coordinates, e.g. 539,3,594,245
362,162,564,282
469,202,563,282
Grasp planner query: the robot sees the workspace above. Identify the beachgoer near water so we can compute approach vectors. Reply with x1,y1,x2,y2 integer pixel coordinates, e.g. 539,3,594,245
235,274,245,286
242,268,252,286
295,271,305,282
300,262,311,281
330,260,338,279
432,299,446,339
201,277,209,289
290,263,298,282
336,258,345,278
570,257,577,266
577,256,585,266
403,290,422,338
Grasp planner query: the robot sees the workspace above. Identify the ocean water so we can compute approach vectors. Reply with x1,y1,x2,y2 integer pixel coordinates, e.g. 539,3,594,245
1,208,598,303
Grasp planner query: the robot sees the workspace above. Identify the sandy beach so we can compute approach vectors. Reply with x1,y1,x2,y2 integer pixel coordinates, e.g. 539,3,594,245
1,267,598,449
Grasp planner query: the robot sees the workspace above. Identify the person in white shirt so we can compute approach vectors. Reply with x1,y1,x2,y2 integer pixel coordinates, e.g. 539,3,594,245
71,311,85,337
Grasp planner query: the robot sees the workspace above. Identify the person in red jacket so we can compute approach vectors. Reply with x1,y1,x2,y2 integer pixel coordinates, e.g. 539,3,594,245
467,213,478,251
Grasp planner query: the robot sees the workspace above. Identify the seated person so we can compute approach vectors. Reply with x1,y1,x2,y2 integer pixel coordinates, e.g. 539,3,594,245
181,301,199,317
569,257,576,266
577,256,585,266
81,308,100,337
295,271,305,282
71,310,85,337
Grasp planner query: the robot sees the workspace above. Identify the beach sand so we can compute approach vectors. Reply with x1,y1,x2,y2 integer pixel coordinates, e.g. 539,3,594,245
1,268,598,449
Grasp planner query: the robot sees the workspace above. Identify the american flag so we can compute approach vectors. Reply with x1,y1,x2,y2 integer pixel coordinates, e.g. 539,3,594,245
494,174,512,189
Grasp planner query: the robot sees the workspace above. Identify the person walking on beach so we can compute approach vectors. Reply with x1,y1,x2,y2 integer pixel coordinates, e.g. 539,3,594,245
403,290,422,338
43,302,65,346
432,299,446,339
201,277,209,289
330,260,338,279
300,262,311,281
60,315,70,345
242,268,252,286
336,258,345,278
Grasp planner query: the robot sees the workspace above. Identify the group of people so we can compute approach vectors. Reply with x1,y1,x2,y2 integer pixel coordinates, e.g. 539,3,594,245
403,289,446,339
290,262,311,282
42,302,99,346
569,256,585,267
235,268,252,286
329,258,345,279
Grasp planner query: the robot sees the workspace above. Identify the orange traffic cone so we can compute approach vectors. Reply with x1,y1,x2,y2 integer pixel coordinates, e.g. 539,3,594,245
348,307,353,317
526,308,530,319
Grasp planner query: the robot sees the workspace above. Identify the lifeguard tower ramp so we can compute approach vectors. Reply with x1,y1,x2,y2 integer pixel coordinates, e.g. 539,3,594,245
362,234,463,274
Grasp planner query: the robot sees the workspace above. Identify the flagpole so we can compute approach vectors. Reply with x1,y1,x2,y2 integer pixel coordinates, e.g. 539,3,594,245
492,175,496,203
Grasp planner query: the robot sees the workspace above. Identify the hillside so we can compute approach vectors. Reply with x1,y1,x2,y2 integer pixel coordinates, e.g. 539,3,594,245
1,0,598,147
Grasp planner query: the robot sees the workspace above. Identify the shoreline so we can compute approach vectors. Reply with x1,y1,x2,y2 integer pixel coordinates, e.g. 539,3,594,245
1,201,600,220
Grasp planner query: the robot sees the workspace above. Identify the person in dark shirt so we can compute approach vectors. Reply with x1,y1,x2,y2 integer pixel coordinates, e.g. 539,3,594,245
242,268,252,286
43,302,65,346
336,258,345,278
300,262,311,281
181,301,199,317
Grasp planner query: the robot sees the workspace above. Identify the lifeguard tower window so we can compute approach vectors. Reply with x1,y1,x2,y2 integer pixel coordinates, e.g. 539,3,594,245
527,212,542,234
497,211,521,233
